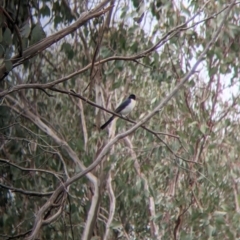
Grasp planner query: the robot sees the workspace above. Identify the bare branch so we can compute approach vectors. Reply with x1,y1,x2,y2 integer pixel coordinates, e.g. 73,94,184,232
0,230,32,240
76,99,89,151
0,157,65,180
0,183,53,196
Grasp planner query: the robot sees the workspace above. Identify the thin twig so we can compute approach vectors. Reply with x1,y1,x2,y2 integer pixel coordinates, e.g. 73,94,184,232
0,183,53,196
0,157,64,179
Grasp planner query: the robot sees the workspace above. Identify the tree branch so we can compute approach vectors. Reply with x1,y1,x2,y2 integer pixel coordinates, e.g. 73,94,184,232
3,2,234,239
0,183,53,196
0,0,112,81
0,2,232,96
0,157,65,180
5,93,100,240
44,0,235,202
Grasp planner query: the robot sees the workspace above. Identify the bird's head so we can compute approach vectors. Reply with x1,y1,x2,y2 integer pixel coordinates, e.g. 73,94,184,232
129,94,136,100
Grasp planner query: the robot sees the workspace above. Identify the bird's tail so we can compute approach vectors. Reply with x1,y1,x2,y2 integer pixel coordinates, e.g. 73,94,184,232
100,116,115,129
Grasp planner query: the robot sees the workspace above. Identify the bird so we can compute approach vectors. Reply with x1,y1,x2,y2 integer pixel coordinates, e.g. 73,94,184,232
100,94,136,130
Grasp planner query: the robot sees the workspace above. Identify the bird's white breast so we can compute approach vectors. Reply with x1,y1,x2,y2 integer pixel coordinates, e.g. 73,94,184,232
120,99,136,116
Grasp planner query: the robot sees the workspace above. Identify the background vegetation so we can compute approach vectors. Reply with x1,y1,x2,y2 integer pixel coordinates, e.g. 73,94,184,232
0,0,240,239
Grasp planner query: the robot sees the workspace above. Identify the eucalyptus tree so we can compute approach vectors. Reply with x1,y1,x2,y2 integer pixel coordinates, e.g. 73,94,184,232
1,0,240,239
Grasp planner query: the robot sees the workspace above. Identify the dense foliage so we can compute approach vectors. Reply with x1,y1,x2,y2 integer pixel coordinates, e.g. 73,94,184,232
1,0,240,239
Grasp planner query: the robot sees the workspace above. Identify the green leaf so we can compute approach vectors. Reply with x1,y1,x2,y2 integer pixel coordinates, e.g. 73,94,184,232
54,15,62,28
21,38,28,50
115,60,124,70
20,20,31,38
0,10,3,26
3,28,12,45
0,44,5,58
110,221,122,229
61,42,74,60
30,23,46,45
40,4,51,17
209,66,218,76
0,28,2,42
5,47,13,59
4,60,12,72
100,46,111,58
112,81,121,89
132,0,141,8
120,6,128,18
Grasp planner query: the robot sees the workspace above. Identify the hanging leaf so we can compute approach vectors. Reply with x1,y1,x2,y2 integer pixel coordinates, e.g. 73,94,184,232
20,20,31,38
3,28,12,45
0,44,5,58
4,60,12,72
0,28,2,42
40,4,51,17
30,23,46,45
61,42,74,60
5,46,13,59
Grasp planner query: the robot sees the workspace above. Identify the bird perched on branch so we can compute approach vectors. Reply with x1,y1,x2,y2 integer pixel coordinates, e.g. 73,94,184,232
100,94,136,130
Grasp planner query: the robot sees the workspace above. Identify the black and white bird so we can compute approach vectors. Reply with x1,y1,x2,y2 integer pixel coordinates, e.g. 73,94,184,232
100,94,136,130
